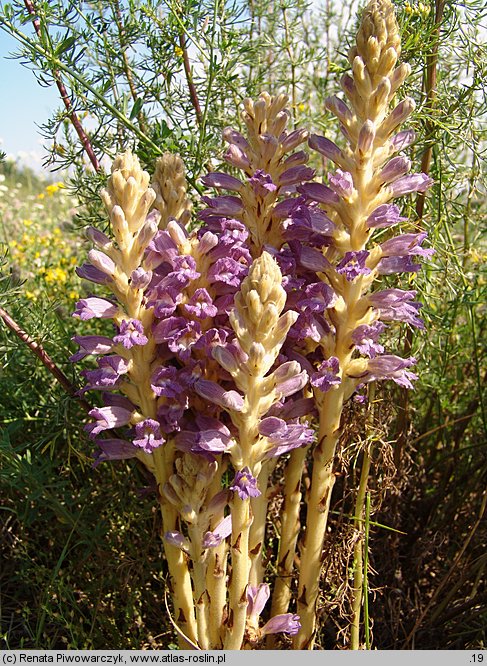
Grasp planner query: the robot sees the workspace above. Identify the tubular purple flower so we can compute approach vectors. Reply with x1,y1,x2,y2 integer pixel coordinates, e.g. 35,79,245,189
207,257,248,288
194,378,244,411
308,134,343,163
280,128,308,151
329,170,355,199
247,583,270,620
379,232,434,259
164,531,190,552
366,203,406,229
80,355,130,392
70,335,113,362
336,251,371,281
389,173,434,196
259,417,315,457
390,129,416,152
183,288,218,319
230,467,261,499
201,172,244,192
85,405,133,438
85,226,112,250
93,438,138,466
302,282,337,312
356,355,418,389
87,249,116,276
261,613,301,636
249,170,277,197
130,267,153,290
151,366,185,398
357,120,376,156
298,182,340,205
377,255,421,275
273,361,309,397
76,263,113,285
133,418,165,453
73,297,119,320
222,127,251,151
224,144,251,170
325,95,353,123
351,321,387,358
278,165,315,187
380,156,412,183
113,319,148,349
369,288,425,329
310,357,341,393
199,195,244,218
202,514,232,548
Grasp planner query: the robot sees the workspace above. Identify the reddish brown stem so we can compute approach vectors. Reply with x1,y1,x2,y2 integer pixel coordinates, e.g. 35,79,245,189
179,33,203,126
0,306,91,413
23,0,101,172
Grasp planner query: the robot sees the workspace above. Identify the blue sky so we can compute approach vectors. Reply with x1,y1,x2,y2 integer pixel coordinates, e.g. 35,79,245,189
0,27,59,171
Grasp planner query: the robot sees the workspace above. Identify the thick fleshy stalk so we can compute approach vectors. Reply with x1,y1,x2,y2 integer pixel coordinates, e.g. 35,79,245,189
294,0,431,648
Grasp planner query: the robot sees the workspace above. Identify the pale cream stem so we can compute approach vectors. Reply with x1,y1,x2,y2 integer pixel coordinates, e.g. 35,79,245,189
152,447,199,648
269,446,308,621
293,385,345,649
187,524,210,649
224,496,252,650
248,460,273,587
206,541,228,649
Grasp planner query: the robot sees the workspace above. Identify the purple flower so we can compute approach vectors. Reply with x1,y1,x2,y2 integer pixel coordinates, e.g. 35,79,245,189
380,232,434,259
153,287,182,318
199,195,244,219
366,204,407,229
369,288,424,329
377,255,421,275
272,361,309,397
380,156,411,183
389,129,416,152
351,321,387,358
87,249,116,277
173,255,200,281
80,355,130,393
153,317,201,358
249,170,278,197
336,251,371,281
164,531,190,552
73,297,119,321
354,355,418,389
278,165,315,187
302,282,337,312
130,267,153,290
113,319,148,349
247,583,270,619
151,366,185,398
76,263,113,285
93,438,138,466
207,257,248,288
298,182,340,205
193,378,244,411
201,171,243,192
229,467,261,500
70,335,113,362
183,288,218,319
262,614,301,636
85,405,133,438
175,418,233,455
328,169,354,199
133,419,165,453
259,417,315,457
389,173,434,196
202,515,232,548
310,357,341,392
308,134,343,162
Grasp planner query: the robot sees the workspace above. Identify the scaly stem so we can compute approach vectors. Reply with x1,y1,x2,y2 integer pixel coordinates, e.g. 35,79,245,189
248,460,273,587
294,386,346,649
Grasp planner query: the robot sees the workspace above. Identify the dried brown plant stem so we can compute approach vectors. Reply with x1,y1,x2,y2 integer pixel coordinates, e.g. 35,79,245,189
23,0,100,172
179,33,203,126
0,305,91,412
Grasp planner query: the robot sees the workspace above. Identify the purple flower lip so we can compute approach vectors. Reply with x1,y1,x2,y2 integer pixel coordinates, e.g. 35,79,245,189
310,357,341,393
202,514,232,548
278,165,315,187
85,405,133,438
308,134,343,162
70,335,113,362
336,250,371,281
229,467,261,500
261,613,301,636
113,319,148,349
133,418,165,454
72,297,119,320
93,438,138,466
389,172,433,196
199,195,244,218
366,203,406,229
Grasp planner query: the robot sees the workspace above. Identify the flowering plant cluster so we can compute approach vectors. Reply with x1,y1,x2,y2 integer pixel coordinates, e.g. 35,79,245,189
71,0,432,649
